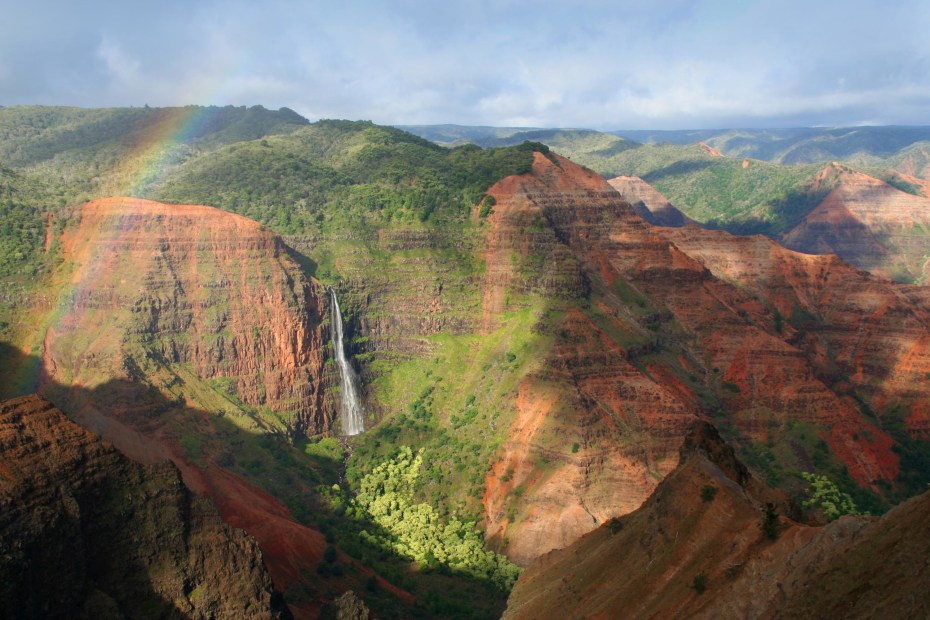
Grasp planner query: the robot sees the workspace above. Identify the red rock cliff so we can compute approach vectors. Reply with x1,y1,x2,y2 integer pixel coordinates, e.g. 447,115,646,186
41,197,329,435
481,153,926,564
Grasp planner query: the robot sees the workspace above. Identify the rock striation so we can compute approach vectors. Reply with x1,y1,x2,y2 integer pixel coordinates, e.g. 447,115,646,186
40,196,329,435
504,420,930,620
0,394,289,620
607,175,694,227
481,152,928,564
781,163,930,282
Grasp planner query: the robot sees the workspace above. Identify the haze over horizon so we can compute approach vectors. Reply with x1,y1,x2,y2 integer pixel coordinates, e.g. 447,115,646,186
2,0,929,130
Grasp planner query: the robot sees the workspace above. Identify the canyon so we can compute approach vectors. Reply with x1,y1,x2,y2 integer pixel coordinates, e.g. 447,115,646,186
476,152,929,564
2,110,930,617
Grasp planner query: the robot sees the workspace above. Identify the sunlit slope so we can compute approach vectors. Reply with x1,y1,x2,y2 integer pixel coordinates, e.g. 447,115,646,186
0,104,308,202
505,421,930,619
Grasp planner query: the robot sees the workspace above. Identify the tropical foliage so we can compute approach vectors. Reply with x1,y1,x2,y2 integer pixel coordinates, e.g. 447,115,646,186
351,446,521,590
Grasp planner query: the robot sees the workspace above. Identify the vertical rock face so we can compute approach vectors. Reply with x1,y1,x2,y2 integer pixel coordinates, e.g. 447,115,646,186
481,154,703,563
41,197,328,435
481,152,929,563
0,394,289,619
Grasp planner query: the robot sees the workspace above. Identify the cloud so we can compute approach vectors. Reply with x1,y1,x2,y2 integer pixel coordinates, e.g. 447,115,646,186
3,0,930,128
96,39,140,86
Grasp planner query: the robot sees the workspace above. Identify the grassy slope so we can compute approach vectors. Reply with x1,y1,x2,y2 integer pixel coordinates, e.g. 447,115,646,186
566,141,825,235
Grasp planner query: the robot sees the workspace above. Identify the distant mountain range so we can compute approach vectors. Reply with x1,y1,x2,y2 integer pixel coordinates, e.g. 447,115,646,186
399,123,930,166
401,123,930,283
3,106,930,618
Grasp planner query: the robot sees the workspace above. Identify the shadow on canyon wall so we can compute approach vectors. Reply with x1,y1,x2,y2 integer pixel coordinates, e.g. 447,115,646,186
0,341,510,620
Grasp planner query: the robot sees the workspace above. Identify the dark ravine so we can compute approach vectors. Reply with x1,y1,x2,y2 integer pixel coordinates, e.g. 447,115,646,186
0,394,290,620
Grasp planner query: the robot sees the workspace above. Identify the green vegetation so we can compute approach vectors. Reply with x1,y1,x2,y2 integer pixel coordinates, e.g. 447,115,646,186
0,166,51,278
700,484,718,503
596,144,827,235
733,419,884,516
351,446,520,589
0,104,309,204
761,502,779,540
691,571,708,594
801,473,859,521
155,120,544,241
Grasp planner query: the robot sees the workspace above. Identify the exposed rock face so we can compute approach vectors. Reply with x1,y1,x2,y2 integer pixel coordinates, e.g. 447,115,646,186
0,394,289,619
664,226,930,447
481,155,698,564
481,153,926,564
607,175,694,227
30,198,351,618
40,196,329,435
504,421,930,620
781,163,930,282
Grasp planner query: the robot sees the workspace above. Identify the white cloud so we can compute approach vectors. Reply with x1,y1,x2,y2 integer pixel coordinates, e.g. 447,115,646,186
2,0,928,128
95,38,140,85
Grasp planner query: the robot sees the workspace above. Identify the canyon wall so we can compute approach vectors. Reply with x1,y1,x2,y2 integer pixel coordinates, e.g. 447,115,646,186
479,153,928,563
0,394,288,619
40,197,329,436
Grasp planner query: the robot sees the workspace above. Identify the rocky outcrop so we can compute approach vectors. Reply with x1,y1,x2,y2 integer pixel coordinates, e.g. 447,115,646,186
28,198,369,617
781,163,930,282
481,155,699,564
607,175,694,227
504,421,930,620
0,394,289,620
664,225,930,452
481,153,926,564
40,197,329,435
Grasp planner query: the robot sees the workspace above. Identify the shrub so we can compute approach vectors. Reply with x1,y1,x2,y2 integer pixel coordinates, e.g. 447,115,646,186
700,484,718,502
323,545,338,564
800,472,858,521
692,571,707,594
761,503,779,540
606,517,623,534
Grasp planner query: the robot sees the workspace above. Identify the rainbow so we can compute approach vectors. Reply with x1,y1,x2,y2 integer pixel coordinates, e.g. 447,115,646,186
121,105,222,197
18,105,226,395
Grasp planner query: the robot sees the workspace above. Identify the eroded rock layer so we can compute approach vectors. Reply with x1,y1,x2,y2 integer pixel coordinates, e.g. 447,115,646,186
0,394,288,620
782,163,930,282
41,197,328,435
504,422,930,620
607,175,693,227
481,153,927,563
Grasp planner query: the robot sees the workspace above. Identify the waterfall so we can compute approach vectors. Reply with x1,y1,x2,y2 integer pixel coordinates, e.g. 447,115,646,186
329,288,365,436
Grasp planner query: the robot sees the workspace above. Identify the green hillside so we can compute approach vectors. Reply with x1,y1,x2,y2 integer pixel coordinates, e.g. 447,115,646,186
0,104,309,203
154,119,541,240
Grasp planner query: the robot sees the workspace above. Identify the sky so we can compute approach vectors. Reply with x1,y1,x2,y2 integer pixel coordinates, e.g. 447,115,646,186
2,0,929,129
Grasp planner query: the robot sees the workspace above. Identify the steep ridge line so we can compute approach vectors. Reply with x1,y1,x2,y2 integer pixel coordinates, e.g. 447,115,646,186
480,152,928,564
504,420,930,619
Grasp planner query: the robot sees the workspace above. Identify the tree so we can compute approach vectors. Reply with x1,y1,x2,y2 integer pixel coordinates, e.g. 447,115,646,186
800,472,858,521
